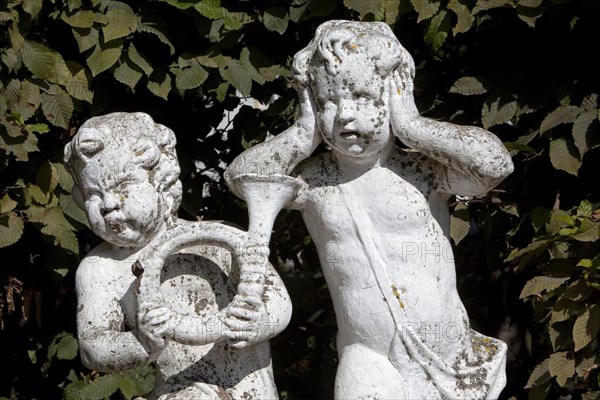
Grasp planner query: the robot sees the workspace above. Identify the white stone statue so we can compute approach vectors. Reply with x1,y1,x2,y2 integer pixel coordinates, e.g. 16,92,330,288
225,20,513,399
64,112,292,400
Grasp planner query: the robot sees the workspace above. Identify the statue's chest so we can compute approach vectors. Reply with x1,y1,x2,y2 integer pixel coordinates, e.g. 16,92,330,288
307,167,432,235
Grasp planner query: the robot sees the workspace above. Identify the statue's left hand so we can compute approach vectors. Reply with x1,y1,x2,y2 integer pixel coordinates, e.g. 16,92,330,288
221,295,269,348
388,70,419,140
137,302,180,358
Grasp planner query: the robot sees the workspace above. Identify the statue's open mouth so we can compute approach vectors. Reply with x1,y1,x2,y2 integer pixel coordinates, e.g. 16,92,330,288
340,131,360,141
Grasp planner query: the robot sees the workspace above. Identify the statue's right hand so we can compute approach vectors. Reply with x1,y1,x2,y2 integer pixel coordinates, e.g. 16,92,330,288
297,85,318,133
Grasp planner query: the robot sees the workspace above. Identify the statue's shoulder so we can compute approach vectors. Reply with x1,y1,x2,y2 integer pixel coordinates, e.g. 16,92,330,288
293,152,337,184
76,241,133,286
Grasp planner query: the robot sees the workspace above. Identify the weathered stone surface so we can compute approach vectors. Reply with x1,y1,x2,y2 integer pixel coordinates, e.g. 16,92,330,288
225,20,513,399
65,112,292,399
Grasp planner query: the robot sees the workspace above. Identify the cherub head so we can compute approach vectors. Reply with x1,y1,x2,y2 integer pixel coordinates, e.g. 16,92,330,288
64,112,182,248
292,21,415,158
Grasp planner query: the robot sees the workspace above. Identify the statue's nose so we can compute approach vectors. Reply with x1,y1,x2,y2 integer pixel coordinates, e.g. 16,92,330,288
101,192,121,214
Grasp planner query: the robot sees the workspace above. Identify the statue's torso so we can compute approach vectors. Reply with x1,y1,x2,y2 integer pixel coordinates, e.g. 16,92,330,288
295,152,469,357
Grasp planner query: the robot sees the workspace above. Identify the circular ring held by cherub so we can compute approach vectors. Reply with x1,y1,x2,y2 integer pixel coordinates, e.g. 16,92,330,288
135,221,248,312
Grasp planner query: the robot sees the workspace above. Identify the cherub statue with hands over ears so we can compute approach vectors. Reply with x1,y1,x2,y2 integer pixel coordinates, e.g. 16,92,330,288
65,112,291,400
226,20,513,400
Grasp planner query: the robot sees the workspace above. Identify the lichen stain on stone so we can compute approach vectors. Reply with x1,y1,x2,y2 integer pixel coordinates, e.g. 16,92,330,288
391,284,405,309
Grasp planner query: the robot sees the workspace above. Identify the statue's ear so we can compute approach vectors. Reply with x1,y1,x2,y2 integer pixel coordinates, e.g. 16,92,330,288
71,184,86,210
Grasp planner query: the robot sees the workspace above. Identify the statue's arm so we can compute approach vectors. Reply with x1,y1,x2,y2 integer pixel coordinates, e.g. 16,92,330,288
389,73,513,197
75,259,153,372
224,87,321,198
260,262,293,338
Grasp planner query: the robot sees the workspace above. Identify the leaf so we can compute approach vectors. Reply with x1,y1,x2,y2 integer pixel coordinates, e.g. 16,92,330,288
128,44,153,76
573,304,600,351
519,0,543,6
562,280,594,301
0,124,39,161
9,24,24,51
290,0,310,21
239,48,267,85
41,88,74,129
56,334,79,360
577,200,593,218
36,160,59,193
549,138,581,176
0,194,17,214
15,80,41,121
0,214,25,248
25,124,50,133
581,392,600,400
86,39,124,77
29,206,79,253
60,194,89,228
504,141,535,154
424,10,451,52
1,47,20,73
55,162,74,192
67,0,83,11
194,0,227,19
118,377,137,399
212,81,229,102
411,0,440,22
572,219,600,242
482,91,517,129
385,0,409,24
525,358,552,389
196,48,222,68
528,381,551,400
549,351,575,387
517,3,544,27
473,0,513,14
80,374,120,400
61,10,95,28
219,58,252,96
20,40,72,86
580,93,598,111
310,0,341,18
137,22,175,55
66,61,94,103
263,7,289,35
540,105,580,134
120,366,155,397
450,76,491,96
448,0,474,34
72,27,100,53
147,70,172,100
344,0,384,20
102,7,140,42
519,276,569,299
114,59,143,89
450,202,470,245
175,62,209,92
549,322,572,352
551,299,572,324
572,110,596,156
23,0,43,18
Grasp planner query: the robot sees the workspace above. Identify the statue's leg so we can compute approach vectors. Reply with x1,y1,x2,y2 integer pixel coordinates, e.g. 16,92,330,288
334,343,408,400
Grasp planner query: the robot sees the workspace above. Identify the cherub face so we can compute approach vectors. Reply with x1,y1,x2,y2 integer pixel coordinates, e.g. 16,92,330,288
312,65,392,158
79,162,165,248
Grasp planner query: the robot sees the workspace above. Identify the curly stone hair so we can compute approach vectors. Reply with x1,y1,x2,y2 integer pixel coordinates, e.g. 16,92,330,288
291,20,415,89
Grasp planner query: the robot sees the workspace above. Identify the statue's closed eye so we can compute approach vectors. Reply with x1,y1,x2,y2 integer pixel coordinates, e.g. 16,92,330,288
132,139,160,169
78,140,104,157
